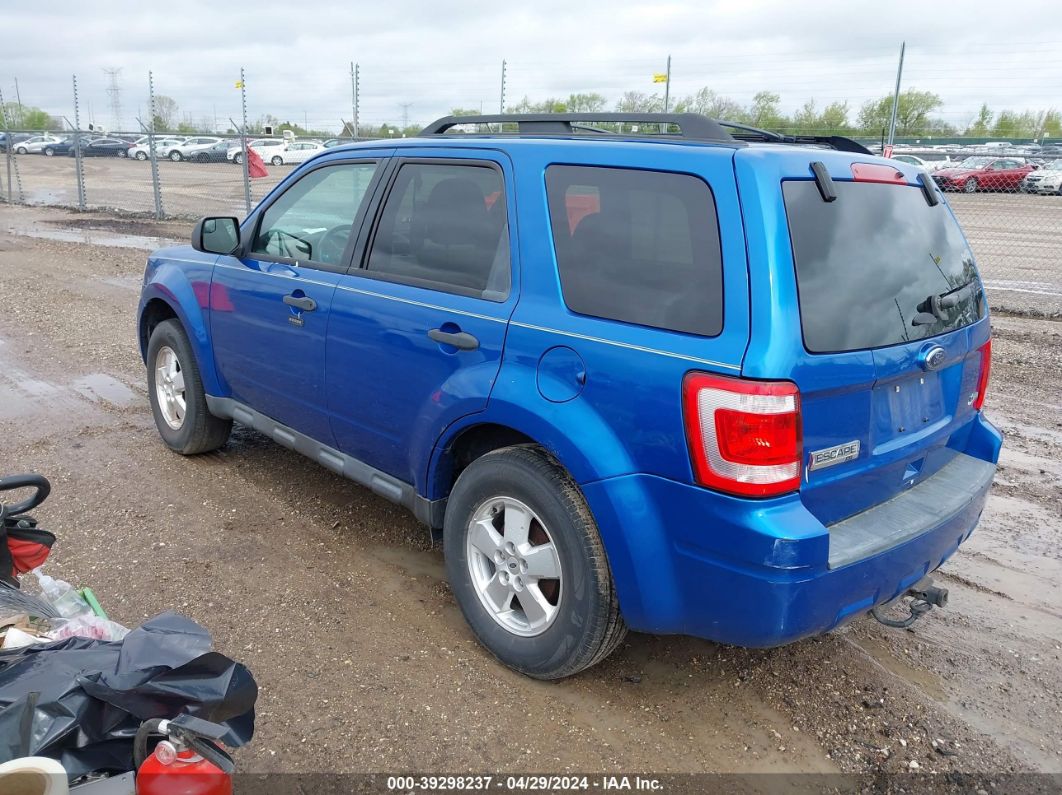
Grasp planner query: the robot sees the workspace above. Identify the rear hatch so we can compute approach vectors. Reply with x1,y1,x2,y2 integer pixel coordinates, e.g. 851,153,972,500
757,158,990,526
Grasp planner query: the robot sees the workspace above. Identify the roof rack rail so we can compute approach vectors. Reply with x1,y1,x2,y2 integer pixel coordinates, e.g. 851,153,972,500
718,120,871,154
418,113,872,154
419,113,736,143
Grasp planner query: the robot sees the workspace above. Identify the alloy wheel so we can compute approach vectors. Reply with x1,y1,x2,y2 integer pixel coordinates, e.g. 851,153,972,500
154,346,186,430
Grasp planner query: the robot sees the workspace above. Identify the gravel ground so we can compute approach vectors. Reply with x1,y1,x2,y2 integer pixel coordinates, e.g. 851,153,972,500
1,204,1060,790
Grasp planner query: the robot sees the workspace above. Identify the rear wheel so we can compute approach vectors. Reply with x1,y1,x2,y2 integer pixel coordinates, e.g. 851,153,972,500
233,152,243,165
15,146,27,155
146,320,231,455
169,150,181,161
196,152,209,163
44,147,55,157
963,178,978,193
135,151,147,160
444,446,627,679
271,155,283,166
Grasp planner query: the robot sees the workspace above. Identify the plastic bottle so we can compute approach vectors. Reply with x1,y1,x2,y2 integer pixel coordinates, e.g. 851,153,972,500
33,569,94,619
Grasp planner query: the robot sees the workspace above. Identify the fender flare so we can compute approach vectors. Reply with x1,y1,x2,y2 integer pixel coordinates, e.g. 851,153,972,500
138,269,222,396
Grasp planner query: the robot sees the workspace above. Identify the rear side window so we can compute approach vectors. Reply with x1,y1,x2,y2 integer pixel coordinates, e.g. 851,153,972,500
546,165,723,337
366,162,511,300
784,180,985,353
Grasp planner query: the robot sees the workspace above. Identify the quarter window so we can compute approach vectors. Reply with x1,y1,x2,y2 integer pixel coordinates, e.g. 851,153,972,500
365,162,510,299
251,162,378,267
545,165,724,337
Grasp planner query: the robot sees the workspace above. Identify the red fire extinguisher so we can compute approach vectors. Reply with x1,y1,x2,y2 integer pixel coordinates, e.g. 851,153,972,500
134,715,235,795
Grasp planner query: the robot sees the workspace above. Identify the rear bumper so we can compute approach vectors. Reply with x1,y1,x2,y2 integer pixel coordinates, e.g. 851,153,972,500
582,413,1002,647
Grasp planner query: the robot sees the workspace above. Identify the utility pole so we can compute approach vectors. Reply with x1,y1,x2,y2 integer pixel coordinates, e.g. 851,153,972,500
400,102,412,132
662,54,672,114
350,62,360,139
104,67,123,131
887,41,906,148
500,59,507,114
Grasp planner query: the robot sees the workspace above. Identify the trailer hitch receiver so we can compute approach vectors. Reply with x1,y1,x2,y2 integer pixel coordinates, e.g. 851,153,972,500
870,577,949,629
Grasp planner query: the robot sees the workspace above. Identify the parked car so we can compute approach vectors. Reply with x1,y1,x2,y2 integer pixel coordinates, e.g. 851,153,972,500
0,132,32,152
68,137,131,157
11,134,63,154
129,138,186,161
188,140,234,163
932,156,1036,192
169,136,224,161
266,141,326,166
42,136,98,157
323,138,354,148
228,138,286,164
1021,159,1062,195
138,112,1000,680
889,151,958,173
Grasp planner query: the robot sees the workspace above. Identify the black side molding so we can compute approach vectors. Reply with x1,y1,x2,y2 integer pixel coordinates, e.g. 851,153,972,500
918,173,940,207
810,161,837,202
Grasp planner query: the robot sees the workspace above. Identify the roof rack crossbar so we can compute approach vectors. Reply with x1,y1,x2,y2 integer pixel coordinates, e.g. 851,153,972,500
419,113,736,143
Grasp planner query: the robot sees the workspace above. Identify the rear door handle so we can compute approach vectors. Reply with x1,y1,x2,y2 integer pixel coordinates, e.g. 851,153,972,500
428,328,479,350
283,294,317,312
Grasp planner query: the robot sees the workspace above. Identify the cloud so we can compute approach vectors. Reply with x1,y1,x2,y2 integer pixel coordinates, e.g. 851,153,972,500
4,0,1061,133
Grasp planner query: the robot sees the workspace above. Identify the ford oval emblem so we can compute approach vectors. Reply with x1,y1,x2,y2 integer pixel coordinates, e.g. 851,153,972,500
921,345,947,371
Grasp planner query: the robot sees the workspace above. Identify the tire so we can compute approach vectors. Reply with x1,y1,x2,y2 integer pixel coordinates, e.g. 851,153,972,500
963,178,977,194
44,147,54,157
444,446,627,680
135,151,147,160
146,319,231,455
169,150,182,161
16,146,27,155
271,155,283,166
196,153,209,163
233,153,243,165
117,149,126,158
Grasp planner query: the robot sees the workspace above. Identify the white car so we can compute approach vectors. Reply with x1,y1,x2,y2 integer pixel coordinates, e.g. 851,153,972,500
227,138,287,164
168,136,224,161
1021,159,1062,195
889,152,958,173
13,134,63,154
267,141,326,166
128,138,186,161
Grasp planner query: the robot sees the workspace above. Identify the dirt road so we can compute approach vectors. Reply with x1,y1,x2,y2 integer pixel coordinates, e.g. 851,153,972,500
1,205,1060,788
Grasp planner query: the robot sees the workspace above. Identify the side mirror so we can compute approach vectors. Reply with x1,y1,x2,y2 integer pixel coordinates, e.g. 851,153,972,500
192,216,240,255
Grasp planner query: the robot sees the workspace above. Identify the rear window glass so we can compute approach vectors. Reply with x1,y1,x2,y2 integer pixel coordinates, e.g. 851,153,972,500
546,165,723,337
783,180,985,353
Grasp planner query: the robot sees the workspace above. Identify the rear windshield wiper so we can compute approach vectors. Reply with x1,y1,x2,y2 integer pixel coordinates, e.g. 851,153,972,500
912,278,981,325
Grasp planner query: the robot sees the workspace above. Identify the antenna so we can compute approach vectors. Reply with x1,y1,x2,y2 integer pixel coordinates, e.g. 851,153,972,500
104,67,123,131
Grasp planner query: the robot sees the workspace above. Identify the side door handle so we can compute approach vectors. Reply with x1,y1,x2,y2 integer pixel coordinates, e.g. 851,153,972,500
428,328,479,351
283,294,317,312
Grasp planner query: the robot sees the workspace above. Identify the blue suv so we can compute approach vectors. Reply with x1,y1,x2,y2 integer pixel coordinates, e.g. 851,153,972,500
138,113,1001,679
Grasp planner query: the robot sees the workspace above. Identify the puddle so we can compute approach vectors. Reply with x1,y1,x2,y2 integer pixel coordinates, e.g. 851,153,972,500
367,543,445,581
8,225,181,252
71,373,139,407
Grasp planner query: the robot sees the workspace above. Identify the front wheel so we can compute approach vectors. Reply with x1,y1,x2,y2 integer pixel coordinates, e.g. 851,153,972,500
146,320,231,455
233,153,243,165
16,146,27,155
444,446,627,679
964,178,978,193
169,150,181,161
271,155,283,166
44,147,55,157
135,151,148,160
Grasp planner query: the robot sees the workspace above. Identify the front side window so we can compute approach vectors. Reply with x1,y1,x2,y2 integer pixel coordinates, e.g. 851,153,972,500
545,165,724,337
251,162,378,267
365,162,510,299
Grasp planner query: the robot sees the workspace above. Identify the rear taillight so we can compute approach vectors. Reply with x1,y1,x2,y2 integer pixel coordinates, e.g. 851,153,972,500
682,373,802,498
972,340,991,411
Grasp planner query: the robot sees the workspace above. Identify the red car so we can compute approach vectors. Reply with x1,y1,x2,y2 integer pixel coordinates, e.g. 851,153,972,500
932,156,1036,193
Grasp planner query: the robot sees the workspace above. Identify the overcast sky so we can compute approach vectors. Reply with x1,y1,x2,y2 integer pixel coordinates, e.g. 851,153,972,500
5,0,1061,134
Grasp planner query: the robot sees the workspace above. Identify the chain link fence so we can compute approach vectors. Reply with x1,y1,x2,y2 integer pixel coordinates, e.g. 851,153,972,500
1,67,1060,316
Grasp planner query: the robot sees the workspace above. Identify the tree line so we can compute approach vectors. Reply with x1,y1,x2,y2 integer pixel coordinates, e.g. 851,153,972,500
4,87,1060,141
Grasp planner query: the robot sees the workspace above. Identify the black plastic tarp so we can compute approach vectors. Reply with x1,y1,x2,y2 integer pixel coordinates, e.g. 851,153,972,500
0,612,257,779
